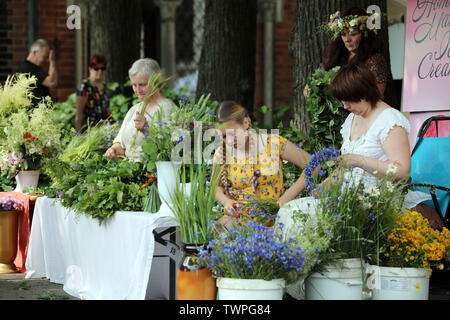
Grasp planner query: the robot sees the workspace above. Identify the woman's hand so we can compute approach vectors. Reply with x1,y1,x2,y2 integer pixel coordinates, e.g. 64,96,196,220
105,143,125,159
134,112,148,133
217,199,239,230
223,198,238,215
277,194,291,207
339,153,361,168
105,147,118,159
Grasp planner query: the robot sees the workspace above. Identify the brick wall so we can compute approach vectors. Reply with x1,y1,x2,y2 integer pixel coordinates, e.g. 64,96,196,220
254,0,295,125
5,0,29,82
5,0,76,102
0,0,13,83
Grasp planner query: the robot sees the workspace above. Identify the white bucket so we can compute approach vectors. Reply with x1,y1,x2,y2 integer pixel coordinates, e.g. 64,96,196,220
217,278,285,300
14,170,40,192
371,266,431,300
155,161,181,205
305,258,364,300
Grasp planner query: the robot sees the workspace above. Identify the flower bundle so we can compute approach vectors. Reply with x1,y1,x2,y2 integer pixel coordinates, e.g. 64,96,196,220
303,147,340,194
225,198,280,227
383,209,450,269
141,94,218,172
307,159,405,263
323,11,379,39
59,120,118,163
0,195,23,211
0,74,35,117
0,151,24,176
304,67,343,154
284,206,335,280
199,221,305,284
1,100,63,175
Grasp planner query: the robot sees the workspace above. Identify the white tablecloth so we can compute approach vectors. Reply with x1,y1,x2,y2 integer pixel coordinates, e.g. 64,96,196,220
25,197,179,300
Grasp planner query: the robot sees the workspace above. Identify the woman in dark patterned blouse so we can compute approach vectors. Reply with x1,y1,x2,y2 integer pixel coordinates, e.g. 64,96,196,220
321,7,391,98
75,55,111,133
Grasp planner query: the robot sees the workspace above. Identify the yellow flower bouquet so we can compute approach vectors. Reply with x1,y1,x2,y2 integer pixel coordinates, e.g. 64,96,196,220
383,209,450,270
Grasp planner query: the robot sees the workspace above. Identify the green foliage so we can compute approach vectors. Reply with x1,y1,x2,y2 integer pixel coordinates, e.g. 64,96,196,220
284,203,335,281
59,121,118,163
0,74,35,117
56,154,148,223
168,163,222,244
53,93,77,132
142,183,161,213
303,66,343,153
0,169,14,191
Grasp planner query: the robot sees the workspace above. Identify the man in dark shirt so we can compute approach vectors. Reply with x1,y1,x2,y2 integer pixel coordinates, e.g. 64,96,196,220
18,39,58,108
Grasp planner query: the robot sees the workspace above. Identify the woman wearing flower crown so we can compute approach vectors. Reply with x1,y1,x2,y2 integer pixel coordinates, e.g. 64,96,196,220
212,101,312,229
305,7,391,99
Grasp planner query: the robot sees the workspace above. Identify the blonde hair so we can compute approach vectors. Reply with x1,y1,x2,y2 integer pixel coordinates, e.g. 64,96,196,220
215,101,252,197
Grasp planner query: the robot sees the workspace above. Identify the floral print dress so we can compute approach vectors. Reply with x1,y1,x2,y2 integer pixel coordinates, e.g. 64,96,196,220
214,134,288,203
76,79,111,131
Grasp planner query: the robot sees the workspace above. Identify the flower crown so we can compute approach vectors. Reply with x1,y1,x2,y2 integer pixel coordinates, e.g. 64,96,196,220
325,11,379,39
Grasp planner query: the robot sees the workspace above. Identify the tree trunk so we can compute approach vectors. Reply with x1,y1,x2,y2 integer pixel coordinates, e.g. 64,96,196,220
196,0,257,113
87,0,142,84
289,0,392,135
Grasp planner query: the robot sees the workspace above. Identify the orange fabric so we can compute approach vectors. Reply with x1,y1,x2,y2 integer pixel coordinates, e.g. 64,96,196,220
0,192,31,273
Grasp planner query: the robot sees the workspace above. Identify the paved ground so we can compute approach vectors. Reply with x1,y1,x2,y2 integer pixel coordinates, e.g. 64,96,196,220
0,270,449,300
0,273,79,300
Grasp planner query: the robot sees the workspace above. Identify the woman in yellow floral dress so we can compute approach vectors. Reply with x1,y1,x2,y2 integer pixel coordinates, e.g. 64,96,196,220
212,101,311,228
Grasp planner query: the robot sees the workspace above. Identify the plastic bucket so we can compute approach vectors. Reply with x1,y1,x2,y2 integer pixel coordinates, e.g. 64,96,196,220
155,161,181,204
14,170,40,192
217,278,285,300
371,266,431,300
305,258,364,300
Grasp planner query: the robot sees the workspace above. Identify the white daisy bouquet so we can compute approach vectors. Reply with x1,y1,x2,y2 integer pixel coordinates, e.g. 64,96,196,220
306,154,407,262
1,99,63,176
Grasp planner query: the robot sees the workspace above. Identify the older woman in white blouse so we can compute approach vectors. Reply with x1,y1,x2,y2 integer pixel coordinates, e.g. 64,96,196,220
105,58,176,161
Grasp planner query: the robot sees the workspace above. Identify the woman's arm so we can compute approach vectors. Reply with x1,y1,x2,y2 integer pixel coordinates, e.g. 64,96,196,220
341,126,411,180
211,161,237,213
277,140,312,206
212,161,238,229
75,95,88,133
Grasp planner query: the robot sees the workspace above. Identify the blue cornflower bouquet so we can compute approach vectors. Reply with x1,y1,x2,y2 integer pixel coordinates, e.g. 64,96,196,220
199,221,306,284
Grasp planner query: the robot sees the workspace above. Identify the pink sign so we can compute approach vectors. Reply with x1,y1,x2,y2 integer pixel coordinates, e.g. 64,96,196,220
403,0,450,112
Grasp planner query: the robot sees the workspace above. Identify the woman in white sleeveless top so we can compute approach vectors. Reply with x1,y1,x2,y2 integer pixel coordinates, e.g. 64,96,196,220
279,62,430,299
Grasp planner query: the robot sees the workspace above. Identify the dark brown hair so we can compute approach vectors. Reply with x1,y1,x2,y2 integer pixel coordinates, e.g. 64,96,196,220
89,54,107,68
321,7,379,71
330,62,381,108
